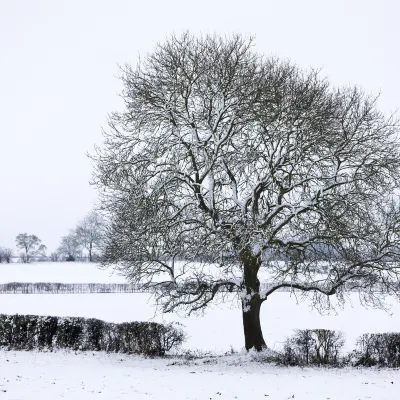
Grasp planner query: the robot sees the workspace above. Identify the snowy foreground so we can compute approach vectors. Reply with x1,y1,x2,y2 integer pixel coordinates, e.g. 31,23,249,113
0,262,399,399
0,350,398,400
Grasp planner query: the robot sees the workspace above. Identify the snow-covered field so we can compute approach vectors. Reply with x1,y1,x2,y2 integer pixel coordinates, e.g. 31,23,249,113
0,350,398,400
1,263,399,353
0,262,399,399
2,292,400,354
0,262,126,284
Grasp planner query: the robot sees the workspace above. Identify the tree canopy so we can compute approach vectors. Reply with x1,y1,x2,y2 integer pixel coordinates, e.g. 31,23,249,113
16,233,46,263
92,33,400,350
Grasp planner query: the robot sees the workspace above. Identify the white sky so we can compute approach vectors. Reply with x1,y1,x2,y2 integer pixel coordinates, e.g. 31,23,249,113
1,0,399,253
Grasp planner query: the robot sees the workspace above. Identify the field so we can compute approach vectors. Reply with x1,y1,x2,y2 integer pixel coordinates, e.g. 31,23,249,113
0,262,399,399
1,350,398,400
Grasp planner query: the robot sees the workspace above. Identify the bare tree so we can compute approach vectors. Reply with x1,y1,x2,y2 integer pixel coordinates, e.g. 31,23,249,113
16,233,46,263
58,231,81,261
3,248,12,263
75,210,104,262
92,33,400,351
49,252,60,262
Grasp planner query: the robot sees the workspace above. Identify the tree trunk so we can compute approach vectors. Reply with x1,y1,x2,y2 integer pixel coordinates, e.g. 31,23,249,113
242,296,266,351
89,244,92,262
240,248,267,351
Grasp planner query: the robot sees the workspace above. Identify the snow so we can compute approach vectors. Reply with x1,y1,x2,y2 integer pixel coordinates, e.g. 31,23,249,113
0,350,398,400
1,262,400,399
0,262,126,284
1,292,400,354
1,264,400,353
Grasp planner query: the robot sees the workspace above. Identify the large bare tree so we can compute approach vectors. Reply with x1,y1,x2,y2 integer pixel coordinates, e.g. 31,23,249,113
92,33,400,351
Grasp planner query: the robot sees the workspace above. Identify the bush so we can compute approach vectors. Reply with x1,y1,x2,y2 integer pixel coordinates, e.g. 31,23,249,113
36,316,58,348
279,329,345,366
55,317,85,350
351,333,400,368
0,314,185,356
0,314,39,350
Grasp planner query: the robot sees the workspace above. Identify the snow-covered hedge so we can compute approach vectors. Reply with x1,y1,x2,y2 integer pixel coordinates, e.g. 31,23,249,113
277,329,400,368
0,314,185,356
0,282,150,294
278,329,345,366
352,333,400,368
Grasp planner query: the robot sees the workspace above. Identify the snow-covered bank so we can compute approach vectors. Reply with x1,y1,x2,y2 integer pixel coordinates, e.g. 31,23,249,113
0,350,397,400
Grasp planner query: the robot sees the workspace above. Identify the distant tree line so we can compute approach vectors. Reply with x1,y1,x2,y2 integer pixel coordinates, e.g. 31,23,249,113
0,209,104,263
55,210,104,262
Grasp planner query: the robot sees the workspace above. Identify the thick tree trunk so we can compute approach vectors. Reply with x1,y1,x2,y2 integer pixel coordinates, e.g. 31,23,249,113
242,296,266,351
240,248,267,351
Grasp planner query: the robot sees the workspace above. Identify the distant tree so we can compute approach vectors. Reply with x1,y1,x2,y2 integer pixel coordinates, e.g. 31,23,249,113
19,252,27,263
3,248,12,263
49,252,60,262
15,233,46,263
58,231,81,261
92,33,400,351
90,252,103,262
0,249,4,263
75,210,104,262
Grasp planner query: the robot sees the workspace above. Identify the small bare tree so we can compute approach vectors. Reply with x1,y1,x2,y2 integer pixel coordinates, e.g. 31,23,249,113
92,33,400,351
75,210,104,262
3,248,12,263
58,231,81,261
16,233,46,263
49,252,60,262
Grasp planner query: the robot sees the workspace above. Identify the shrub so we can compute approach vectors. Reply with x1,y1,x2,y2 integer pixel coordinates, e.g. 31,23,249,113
55,317,85,350
36,316,58,349
352,333,400,368
84,318,106,351
279,329,345,366
0,314,185,356
0,314,38,350
157,322,187,356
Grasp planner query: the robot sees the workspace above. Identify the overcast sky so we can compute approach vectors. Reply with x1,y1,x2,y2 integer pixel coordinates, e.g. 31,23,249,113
1,0,399,253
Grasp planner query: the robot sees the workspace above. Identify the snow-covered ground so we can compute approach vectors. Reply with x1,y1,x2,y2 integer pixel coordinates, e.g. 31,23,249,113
1,263,400,353
0,263,400,400
0,350,398,400
1,262,400,399
1,292,400,353
0,262,126,284
0,260,289,284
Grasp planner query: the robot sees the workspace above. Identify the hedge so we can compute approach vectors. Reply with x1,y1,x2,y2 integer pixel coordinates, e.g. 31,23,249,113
278,329,345,366
352,333,400,368
0,314,185,356
277,329,400,368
